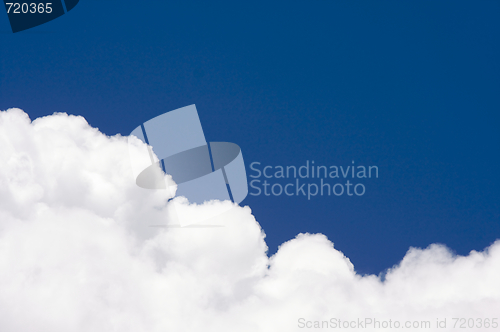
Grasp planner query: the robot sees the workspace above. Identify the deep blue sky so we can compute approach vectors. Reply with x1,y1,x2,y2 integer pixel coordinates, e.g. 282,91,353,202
1,1,499,274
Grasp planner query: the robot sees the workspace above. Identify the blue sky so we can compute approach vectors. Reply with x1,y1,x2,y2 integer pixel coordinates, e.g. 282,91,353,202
1,0,499,274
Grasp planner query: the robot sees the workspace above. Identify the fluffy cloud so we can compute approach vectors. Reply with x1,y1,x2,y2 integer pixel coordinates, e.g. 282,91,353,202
0,108,498,332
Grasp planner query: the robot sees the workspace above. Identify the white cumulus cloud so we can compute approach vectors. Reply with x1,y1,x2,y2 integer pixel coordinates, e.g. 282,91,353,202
0,108,498,332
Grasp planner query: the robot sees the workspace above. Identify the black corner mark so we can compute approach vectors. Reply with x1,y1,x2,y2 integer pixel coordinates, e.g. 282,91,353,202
3,0,79,33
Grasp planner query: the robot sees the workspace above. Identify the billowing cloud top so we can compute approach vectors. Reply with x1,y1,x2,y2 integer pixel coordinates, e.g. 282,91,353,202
0,108,498,331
